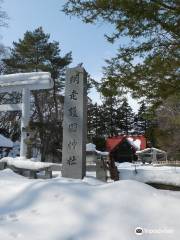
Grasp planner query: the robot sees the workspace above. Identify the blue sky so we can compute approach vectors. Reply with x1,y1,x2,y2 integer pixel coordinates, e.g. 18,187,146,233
1,0,139,110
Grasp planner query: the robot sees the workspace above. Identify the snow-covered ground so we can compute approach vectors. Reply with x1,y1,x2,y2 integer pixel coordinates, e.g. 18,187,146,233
1,157,55,170
0,169,180,240
117,162,180,187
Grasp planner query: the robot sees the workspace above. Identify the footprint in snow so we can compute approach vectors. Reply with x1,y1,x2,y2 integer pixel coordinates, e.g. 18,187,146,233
9,232,22,238
0,215,7,222
54,194,65,202
0,213,18,223
31,209,40,215
54,194,60,198
8,213,19,222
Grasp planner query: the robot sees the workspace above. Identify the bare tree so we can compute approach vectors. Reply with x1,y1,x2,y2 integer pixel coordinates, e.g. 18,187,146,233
0,0,8,73
156,94,180,160
0,0,8,28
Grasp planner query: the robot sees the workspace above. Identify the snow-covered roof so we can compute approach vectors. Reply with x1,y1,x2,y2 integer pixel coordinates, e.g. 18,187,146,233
86,143,96,152
106,135,146,152
86,143,109,156
127,137,141,150
0,134,13,148
136,147,166,154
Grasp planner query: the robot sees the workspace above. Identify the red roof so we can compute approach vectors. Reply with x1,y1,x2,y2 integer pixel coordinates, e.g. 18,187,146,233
106,135,146,152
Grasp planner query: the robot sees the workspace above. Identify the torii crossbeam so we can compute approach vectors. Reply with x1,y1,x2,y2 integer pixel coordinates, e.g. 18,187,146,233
0,72,53,158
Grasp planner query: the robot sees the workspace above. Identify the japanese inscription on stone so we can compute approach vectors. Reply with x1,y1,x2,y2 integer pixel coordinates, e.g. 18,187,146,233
62,66,87,179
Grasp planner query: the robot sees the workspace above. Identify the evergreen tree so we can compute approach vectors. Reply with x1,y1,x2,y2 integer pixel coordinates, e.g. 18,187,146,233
87,100,98,140
155,94,180,159
87,100,106,136
102,96,118,137
134,102,149,135
116,98,135,135
133,102,157,146
2,27,72,161
87,99,107,150
0,44,6,74
63,1,179,104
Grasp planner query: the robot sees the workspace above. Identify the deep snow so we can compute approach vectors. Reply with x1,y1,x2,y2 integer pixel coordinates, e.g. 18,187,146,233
117,162,180,186
0,169,180,240
1,157,55,170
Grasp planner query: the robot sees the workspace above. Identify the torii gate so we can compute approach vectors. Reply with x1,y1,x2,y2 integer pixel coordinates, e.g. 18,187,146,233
0,72,53,157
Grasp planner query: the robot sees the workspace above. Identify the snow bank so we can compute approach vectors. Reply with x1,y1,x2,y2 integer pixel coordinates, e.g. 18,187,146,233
0,170,179,239
118,162,180,186
0,157,54,170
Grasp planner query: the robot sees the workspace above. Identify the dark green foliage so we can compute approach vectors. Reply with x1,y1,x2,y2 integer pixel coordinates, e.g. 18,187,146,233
0,45,7,74
116,97,134,135
2,27,72,161
63,0,180,104
102,96,119,136
155,94,180,159
87,99,107,141
134,101,157,146
134,101,149,135
92,136,106,151
87,100,99,140
4,27,72,87
63,0,179,154
87,96,135,140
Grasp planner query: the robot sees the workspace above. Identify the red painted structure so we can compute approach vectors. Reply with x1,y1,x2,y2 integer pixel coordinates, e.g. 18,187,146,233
106,135,146,152
106,135,146,162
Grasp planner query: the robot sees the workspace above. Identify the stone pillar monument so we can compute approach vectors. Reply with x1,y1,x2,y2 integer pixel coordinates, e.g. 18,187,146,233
62,66,87,179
